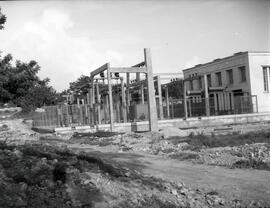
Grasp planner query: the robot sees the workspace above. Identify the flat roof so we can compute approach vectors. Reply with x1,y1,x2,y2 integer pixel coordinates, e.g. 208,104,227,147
182,51,270,72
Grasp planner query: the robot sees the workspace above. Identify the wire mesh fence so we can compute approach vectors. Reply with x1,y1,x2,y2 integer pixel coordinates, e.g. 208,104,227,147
32,94,258,128
161,95,258,120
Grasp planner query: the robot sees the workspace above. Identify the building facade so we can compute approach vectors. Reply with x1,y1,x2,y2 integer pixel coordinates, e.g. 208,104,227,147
182,51,270,113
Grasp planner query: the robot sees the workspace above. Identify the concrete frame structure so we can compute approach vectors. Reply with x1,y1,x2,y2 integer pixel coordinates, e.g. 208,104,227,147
90,48,158,132
183,51,270,113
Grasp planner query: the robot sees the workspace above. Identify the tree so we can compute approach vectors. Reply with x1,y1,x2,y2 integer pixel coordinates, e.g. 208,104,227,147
0,53,58,111
69,75,90,95
0,7,6,30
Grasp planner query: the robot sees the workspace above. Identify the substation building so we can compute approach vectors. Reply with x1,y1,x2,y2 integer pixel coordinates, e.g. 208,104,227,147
183,51,270,116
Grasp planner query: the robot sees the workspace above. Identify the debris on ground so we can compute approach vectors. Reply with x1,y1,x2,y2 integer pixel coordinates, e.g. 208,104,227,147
69,127,270,171
0,141,228,208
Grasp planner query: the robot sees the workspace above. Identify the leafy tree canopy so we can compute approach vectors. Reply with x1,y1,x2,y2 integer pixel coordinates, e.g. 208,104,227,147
0,8,6,30
0,53,58,111
69,75,90,95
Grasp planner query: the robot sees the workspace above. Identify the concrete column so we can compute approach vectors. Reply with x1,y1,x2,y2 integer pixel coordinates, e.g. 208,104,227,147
144,48,158,131
157,75,164,119
203,74,210,116
214,93,218,114
165,85,170,118
91,78,96,125
126,72,130,121
140,83,144,104
104,94,108,124
183,81,188,119
230,92,234,111
107,64,114,131
96,83,101,124
121,78,127,122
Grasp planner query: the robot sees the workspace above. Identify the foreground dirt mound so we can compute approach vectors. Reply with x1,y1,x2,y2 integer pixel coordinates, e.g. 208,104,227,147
0,142,227,208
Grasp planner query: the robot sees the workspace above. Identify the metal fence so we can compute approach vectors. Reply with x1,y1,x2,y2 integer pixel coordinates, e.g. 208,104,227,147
162,95,258,120
33,104,93,128
33,95,258,128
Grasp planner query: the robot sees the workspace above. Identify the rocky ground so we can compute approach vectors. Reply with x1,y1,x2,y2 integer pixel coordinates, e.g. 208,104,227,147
67,127,270,171
1,119,270,207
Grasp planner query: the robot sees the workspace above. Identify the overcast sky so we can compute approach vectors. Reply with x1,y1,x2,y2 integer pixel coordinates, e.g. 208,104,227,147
0,0,269,91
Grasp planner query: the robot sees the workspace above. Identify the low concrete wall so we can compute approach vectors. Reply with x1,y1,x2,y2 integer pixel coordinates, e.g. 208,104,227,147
53,112,270,133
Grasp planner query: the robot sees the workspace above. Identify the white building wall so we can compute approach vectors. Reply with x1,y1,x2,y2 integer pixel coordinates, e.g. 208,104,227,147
248,53,270,112
183,53,251,94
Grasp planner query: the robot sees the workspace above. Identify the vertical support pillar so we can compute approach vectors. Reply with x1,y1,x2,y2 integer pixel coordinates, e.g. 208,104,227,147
96,82,101,124
203,74,210,116
214,92,218,114
89,85,93,125
136,73,140,82
165,85,170,118
140,83,144,104
107,64,114,131
171,97,174,119
157,75,164,119
144,48,158,131
91,77,96,125
183,80,188,119
188,99,192,117
115,93,120,122
126,72,130,121
121,78,127,122
104,94,108,124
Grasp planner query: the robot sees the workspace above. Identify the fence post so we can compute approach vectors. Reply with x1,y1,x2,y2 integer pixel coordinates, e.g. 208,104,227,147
183,81,188,119
165,85,170,118
171,98,174,119
157,75,164,119
121,78,127,122
96,83,101,124
203,74,210,117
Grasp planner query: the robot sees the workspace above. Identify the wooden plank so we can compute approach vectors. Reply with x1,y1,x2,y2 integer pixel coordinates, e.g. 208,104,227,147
144,48,158,131
91,63,109,77
107,65,114,131
110,67,147,73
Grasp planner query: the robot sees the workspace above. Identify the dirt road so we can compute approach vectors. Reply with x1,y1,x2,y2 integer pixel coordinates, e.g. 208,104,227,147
69,144,270,206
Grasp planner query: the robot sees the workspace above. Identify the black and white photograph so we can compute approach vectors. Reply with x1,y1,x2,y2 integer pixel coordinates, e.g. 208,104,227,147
0,0,270,207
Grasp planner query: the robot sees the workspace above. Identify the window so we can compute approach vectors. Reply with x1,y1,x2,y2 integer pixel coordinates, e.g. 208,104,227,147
207,74,212,87
239,66,246,82
215,72,222,86
263,66,269,92
226,69,233,84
